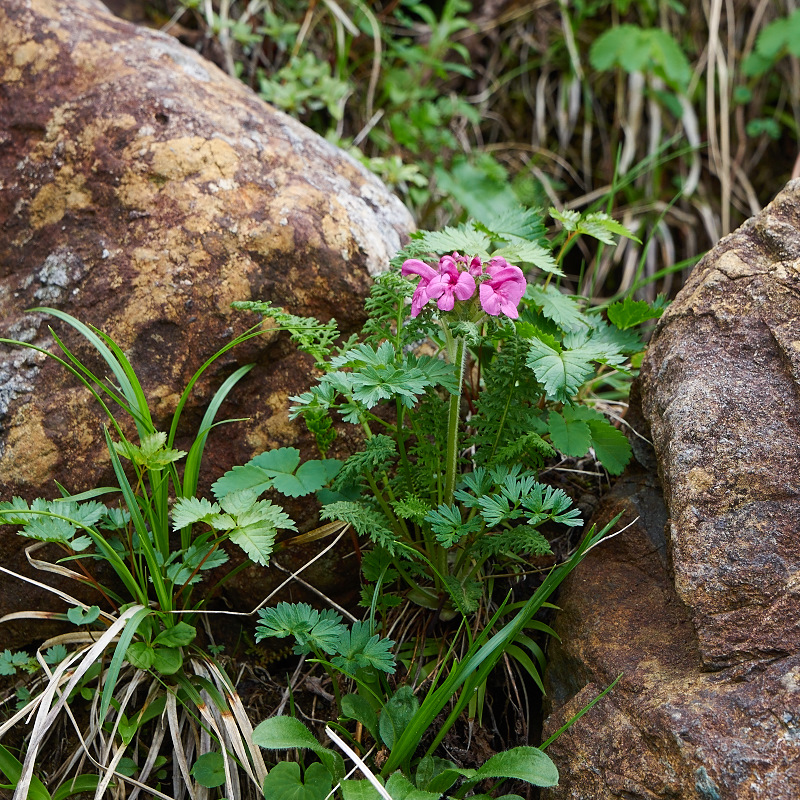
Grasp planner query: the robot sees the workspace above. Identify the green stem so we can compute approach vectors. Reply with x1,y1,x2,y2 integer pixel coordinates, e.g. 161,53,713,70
443,336,467,507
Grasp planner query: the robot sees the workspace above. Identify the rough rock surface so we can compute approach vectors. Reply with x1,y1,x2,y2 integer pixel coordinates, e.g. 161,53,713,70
542,181,800,797
0,0,413,646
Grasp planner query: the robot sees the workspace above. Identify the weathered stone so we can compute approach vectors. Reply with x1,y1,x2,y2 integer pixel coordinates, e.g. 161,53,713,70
542,471,800,799
0,0,413,647
637,180,800,670
542,181,800,797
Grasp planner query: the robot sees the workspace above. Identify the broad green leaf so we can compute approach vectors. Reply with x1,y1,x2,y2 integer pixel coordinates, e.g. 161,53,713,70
587,417,632,475
115,758,138,777
253,716,327,751
472,746,558,788
385,771,441,800
379,686,419,749
756,9,800,59
253,717,344,783
152,646,183,675
340,779,385,800
340,694,379,743
126,642,155,670
153,621,196,648
67,605,101,626
191,752,226,788
548,411,591,457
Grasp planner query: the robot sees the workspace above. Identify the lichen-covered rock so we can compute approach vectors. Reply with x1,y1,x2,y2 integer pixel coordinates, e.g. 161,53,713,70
0,0,413,646
542,181,800,798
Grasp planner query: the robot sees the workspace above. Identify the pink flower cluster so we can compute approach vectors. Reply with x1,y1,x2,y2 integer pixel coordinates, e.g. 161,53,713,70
401,253,526,319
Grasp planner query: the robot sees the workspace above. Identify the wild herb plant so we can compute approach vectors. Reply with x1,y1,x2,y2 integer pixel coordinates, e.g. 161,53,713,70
0,310,343,798
232,206,660,626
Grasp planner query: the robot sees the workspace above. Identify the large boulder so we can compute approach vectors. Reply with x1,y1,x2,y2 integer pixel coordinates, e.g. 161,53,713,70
542,180,800,798
0,0,413,646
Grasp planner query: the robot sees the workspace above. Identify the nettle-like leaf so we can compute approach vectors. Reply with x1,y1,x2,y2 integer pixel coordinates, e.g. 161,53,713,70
606,296,666,330
525,285,589,333
442,575,483,616
113,431,187,469
331,620,396,676
211,447,341,500
165,542,229,586
390,224,492,268
256,602,346,655
20,516,76,543
492,238,561,276
525,338,595,403
171,497,230,531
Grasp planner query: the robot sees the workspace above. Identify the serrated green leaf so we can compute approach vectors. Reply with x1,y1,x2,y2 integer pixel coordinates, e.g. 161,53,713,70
526,285,588,332
526,339,595,403
229,522,277,566
331,620,395,676
492,239,561,275
44,644,68,665
548,411,591,457
607,296,665,329
171,497,223,530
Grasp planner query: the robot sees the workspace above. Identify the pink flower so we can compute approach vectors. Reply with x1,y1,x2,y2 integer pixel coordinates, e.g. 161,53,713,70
425,255,476,312
401,258,439,317
479,257,526,318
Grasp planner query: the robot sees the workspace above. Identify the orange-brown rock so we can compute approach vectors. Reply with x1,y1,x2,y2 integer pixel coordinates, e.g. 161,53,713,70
0,0,412,646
